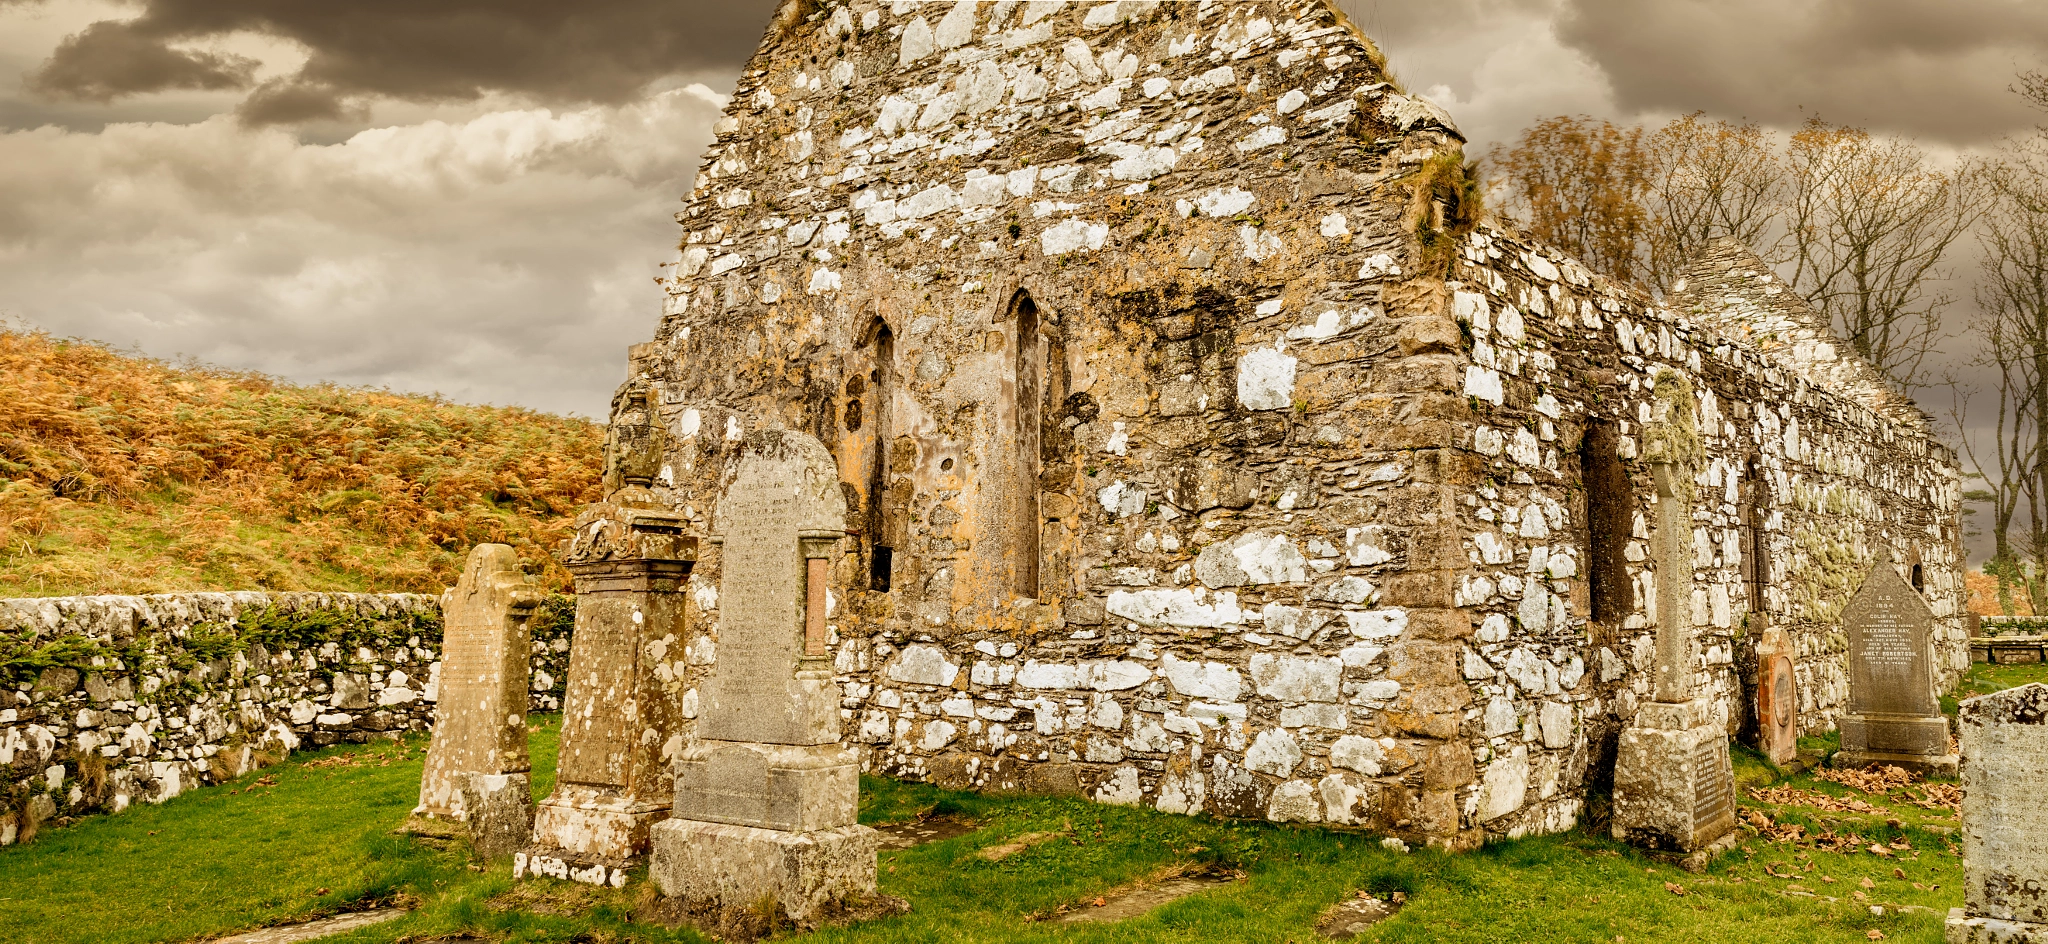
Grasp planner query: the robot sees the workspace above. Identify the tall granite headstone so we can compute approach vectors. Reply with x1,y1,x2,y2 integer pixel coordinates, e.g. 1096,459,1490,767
410,544,539,833
1755,626,1800,766
1612,371,1738,868
1838,547,1958,777
1946,683,2048,943
651,429,878,924
522,386,698,886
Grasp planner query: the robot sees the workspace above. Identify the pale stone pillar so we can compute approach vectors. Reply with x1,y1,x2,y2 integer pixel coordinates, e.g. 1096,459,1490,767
1612,371,1737,869
410,543,539,828
651,429,879,925
1946,683,2048,943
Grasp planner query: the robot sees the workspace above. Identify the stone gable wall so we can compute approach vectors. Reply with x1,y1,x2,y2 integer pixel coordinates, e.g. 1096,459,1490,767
0,591,574,845
622,0,1961,849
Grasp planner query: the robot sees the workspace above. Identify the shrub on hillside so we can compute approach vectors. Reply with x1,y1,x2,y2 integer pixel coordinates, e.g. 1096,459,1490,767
0,330,603,595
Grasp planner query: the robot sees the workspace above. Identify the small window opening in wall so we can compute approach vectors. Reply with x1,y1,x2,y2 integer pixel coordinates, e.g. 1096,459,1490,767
869,546,893,593
1911,562,1925,593
866,321,895,592
1744,457,1768,613
1581,419,1633,623
1009,290,1043,600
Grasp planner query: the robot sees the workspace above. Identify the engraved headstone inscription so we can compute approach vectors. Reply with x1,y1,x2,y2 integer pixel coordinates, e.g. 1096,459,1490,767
1839,547,1957,777
652,428,879,924
1945,683,2048,943
410,544,538,828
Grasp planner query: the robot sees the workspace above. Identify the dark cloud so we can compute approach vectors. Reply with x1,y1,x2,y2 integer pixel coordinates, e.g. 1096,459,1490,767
28,18,259,101
1557,0,2048,143
23,0,780,122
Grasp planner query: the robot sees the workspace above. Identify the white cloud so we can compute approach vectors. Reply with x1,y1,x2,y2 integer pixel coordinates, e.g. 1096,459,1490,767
0,83,725,415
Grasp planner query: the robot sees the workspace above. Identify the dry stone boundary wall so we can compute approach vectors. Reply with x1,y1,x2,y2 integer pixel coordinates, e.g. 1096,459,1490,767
0,591,575,846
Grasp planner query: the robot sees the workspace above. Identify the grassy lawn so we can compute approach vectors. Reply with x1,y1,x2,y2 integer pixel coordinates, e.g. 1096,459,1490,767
6,660,2042,944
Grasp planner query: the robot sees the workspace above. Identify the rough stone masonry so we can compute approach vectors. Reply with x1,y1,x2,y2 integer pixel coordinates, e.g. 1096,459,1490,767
590,0,1964,850
0,591,574,845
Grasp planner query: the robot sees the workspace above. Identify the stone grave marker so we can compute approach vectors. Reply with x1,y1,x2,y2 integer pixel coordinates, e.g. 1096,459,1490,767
1946,683,2048,943
410,544,538,841
1755,626,1799,766
651,428,878,925
1612,370,1738,868
523,389,699,886
1838,547,1958,777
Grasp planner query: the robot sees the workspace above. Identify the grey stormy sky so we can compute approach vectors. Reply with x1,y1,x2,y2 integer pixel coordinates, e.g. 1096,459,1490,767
0,0,2041,417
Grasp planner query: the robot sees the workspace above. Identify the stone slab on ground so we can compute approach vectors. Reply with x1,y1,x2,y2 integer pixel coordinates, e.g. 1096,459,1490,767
1054,872,1238,923
1317,893,1405,940
462,772,534,861
874,816,981,851
208,908,407,944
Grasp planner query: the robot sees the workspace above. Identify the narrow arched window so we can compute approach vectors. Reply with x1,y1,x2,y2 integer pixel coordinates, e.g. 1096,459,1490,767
1009,291,1042,600
867,322,896,591
1744,457,1768,614
1581,419,1633,624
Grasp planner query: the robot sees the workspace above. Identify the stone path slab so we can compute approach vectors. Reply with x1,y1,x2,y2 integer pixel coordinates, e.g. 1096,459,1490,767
1055,873,1237,923
873,816,980,850
209,908,407,944
1317,893,1404,939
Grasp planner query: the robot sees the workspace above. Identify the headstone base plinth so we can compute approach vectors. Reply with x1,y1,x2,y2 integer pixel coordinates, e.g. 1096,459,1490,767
1613,700,1737,866
1947,908,2048,943
673,742,859,832
651,820,878,924
462,773,535,862
521,785,671,885
1839,713,1958,778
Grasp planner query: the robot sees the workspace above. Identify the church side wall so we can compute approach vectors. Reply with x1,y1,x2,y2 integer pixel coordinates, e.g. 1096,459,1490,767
1446,225,1966,838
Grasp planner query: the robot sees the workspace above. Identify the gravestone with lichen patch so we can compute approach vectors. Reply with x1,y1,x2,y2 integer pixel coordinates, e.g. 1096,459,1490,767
410,544,538,831
1838,547,1957,777
1611,371,1738,868
1946,683,2048,943
651,428,878,925
521,384,698,887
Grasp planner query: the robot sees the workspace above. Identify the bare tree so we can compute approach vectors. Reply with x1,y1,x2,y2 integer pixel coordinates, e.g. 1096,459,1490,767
1965,71,2048,613
1491,115,1655,286
1785,120,1975,392
1644,113,1787,292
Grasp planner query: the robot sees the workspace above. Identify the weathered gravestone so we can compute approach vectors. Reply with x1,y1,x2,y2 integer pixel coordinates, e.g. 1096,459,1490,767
409,544,539,852
1612,371,1738,869
1755,626,1799,766
522,387,698,886
1838,547,1958,777
651,429,878,925
1946,683,2048,943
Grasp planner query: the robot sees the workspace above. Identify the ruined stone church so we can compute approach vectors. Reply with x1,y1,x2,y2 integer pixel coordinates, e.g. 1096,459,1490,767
597,0,1963,849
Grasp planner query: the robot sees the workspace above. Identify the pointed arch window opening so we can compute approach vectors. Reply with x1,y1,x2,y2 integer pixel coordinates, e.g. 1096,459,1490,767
867,322,896,592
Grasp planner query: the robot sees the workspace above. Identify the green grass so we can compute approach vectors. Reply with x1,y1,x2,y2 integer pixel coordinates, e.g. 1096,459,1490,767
1942,660,2048,716
14,657,2048,944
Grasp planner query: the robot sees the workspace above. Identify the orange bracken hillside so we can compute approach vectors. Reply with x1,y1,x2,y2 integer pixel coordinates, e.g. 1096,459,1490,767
0,330,603,596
